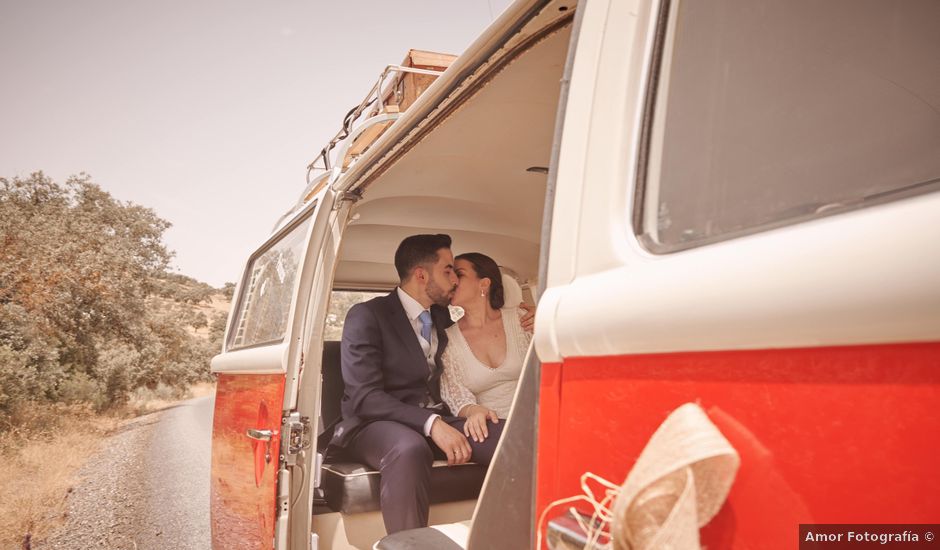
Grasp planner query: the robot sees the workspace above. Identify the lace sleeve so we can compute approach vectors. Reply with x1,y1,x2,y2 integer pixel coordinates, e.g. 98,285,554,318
514,307,534,357
440,341,477,416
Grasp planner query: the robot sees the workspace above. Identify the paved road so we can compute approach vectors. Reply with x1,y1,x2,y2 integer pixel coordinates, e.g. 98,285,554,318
42,395,214,550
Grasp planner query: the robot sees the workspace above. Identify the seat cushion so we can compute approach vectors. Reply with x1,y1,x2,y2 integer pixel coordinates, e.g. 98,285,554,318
375,523,469,550
320,460,486,514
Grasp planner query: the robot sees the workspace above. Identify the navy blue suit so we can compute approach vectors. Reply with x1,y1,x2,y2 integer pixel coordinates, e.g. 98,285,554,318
334,291,502,533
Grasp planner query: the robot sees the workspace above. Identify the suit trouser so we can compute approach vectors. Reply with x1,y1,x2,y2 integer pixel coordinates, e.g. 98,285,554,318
345,416,503,534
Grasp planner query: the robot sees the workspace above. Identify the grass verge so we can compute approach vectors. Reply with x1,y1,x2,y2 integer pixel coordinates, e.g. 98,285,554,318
0,383,216,549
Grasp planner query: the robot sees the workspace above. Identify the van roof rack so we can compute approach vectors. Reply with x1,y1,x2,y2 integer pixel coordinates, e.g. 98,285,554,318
284,51,456,223
271,51,455,233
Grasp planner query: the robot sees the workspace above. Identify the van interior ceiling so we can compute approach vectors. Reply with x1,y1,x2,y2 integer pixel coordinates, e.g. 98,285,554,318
332,24,572,290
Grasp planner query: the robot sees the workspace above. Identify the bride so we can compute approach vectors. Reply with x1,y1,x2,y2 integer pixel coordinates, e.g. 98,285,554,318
440,252,533,444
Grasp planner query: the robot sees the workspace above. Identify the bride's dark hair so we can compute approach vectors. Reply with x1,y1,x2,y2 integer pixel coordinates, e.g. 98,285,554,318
455,252,504,310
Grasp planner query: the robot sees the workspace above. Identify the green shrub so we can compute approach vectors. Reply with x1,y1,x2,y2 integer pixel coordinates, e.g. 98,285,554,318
56,372,101,407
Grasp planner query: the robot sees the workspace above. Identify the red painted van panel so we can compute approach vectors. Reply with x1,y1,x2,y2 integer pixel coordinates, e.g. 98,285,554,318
536,342,940,548
211,373,285,550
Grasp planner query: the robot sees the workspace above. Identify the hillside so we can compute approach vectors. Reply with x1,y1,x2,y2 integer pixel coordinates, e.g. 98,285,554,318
150,271,232,342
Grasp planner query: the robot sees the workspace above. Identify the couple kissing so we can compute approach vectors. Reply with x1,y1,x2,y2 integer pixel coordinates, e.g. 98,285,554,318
327,233,533,534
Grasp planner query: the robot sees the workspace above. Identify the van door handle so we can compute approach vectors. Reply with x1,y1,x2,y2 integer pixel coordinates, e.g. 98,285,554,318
246,428,275,441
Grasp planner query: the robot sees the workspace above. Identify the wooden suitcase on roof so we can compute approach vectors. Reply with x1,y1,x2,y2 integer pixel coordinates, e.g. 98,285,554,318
343,49,457,167
388,49,458,111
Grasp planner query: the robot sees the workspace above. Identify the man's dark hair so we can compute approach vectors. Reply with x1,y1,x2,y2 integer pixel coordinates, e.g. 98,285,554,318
394,234,452,281
455,252,505,309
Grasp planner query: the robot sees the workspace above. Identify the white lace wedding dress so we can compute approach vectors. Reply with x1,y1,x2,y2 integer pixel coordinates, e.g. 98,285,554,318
440,307,532,418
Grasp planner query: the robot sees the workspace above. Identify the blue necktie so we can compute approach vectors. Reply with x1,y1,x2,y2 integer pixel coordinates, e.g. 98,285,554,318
418,310,432,343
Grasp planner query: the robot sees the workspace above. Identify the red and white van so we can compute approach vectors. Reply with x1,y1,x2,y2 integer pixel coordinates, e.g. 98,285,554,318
209,0,940,548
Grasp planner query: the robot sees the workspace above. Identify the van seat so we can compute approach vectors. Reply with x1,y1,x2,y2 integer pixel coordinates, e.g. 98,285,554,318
321,460,486,514
319,341,486,514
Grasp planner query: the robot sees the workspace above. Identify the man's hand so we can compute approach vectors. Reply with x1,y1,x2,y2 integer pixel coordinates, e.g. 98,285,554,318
519,302,536,333
430,417,472,465
462,405,499,443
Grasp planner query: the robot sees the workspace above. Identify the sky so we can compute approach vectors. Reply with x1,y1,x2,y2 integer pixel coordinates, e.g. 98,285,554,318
0,0,514,286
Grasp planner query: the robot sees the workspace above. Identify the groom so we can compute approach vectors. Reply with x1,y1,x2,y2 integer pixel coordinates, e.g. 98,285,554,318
332,234,504,534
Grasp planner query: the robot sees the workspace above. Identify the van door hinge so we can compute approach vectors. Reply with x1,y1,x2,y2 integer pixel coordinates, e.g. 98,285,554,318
281,412,311,466
339,188,364,204
274,413,310,550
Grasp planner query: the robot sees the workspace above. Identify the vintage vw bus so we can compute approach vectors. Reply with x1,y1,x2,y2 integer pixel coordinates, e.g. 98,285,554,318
209,0,940,548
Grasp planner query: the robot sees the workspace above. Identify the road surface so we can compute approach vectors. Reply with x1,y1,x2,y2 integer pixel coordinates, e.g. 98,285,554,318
42,395,214,550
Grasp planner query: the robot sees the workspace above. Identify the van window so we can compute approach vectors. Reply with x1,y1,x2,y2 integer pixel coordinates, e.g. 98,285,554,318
324,290,386,340
227,211,314,350
637,0,940,252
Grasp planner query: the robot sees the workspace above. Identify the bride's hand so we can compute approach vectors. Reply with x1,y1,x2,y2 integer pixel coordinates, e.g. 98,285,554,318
519,302,536,332
463,405,499,443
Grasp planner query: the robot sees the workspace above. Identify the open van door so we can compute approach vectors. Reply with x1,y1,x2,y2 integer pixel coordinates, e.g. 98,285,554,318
210,188,337,550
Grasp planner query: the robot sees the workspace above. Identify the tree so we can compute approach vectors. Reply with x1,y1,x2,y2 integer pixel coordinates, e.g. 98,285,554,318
0,172,213,418
220,282,236,300
190,311,209,332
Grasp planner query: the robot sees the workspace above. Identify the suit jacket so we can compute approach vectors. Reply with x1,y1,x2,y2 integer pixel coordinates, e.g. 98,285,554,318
330,290,454,448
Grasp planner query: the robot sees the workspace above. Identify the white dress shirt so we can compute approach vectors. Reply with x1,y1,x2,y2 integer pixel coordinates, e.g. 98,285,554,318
396,287,441,436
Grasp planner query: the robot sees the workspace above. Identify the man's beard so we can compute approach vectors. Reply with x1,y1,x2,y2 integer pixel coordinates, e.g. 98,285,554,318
426,278,454,307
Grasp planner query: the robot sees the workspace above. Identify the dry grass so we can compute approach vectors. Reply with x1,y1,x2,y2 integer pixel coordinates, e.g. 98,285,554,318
187,381,217,399
0,405,114,549
0,382,216,549
126,381,216,415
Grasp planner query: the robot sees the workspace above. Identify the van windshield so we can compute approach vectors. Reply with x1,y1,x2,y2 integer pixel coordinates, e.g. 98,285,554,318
227,212,313,350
